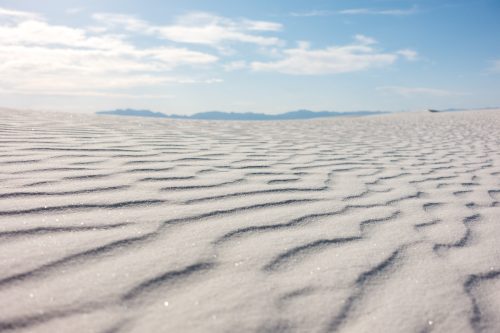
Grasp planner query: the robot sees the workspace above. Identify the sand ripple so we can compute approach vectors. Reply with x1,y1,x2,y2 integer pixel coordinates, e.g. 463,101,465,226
0,109,499,332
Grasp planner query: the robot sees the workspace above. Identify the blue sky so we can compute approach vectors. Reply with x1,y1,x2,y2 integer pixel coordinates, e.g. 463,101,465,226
0,0,499,114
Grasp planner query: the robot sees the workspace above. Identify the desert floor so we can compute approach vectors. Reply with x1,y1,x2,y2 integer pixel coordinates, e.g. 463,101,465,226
0,109,499,332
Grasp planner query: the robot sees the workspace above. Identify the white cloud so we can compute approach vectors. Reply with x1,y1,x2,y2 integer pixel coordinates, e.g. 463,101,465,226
223,60,247,71
92,11,283,48
397,49,418,61
492,59,500,72
0,20,132,50
251,36,411,75
339,6,418,16
153,13,283,47
289,10,333,17
91,13,151,32
240,19,282,31
0,6,420,100
176,78,223,84
0,88,174,99
0,7,40,21
66,7,84,15
354,34,377,45
290,6,418,17
377,86,463,97
0,8,219,97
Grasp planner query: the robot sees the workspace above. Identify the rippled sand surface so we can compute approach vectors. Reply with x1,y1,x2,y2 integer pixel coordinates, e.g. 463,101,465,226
0,109,499,332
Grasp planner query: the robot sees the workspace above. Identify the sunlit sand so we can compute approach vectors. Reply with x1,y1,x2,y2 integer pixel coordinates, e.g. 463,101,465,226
0,109,499,332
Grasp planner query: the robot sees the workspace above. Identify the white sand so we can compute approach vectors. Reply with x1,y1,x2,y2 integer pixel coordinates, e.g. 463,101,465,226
0,108,499,332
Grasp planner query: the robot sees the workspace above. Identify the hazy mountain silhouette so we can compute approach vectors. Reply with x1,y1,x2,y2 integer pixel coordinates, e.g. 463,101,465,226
97,109,168,118
97,109,388,120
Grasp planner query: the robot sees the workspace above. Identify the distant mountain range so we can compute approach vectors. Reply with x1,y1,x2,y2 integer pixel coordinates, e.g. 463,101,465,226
96,109,169,118
96,109,389,120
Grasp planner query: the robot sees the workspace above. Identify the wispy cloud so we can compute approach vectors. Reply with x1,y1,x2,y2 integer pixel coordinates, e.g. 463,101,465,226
223,60,248,71
92,12,283,48
492,59,500,72
0,6,41,21
0,7,221,97
0,6,421,100
377,86,463,97
251,36,416,75
91,13,151,32
339,5,418,16
0,88,175,99
354,34,377,45
397,49,418,61
289,10,333,17
66,7,84,15
290,5,418,17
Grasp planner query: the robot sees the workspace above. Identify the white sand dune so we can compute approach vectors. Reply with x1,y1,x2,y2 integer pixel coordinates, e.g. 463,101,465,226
0,108,499,332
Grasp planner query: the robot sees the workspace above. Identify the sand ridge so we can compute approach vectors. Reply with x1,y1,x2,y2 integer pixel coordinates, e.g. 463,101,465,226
0,109,499,332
